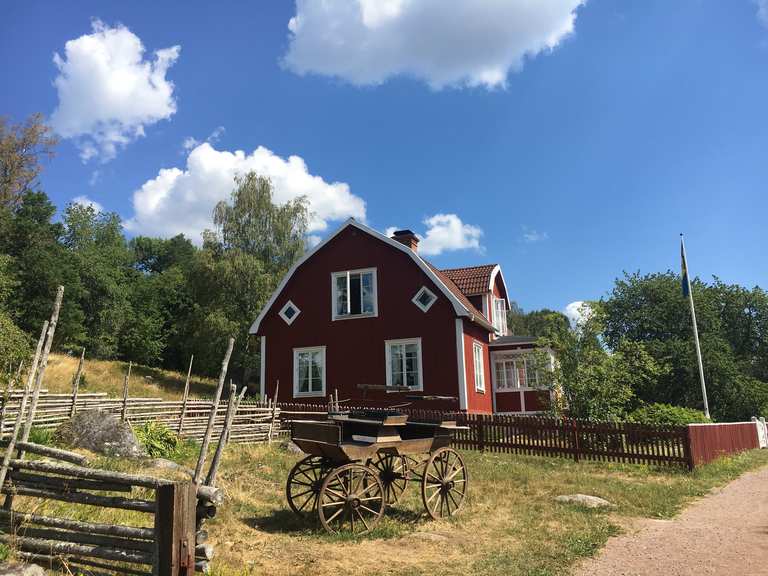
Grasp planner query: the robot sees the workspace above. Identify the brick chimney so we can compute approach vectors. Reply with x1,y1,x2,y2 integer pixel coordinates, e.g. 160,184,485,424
391,229,419,252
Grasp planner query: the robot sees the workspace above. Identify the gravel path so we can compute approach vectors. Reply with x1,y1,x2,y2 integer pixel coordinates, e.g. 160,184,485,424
575,465,768,576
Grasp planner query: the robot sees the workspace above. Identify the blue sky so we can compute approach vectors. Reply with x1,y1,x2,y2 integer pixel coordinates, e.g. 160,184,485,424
2,0,767,317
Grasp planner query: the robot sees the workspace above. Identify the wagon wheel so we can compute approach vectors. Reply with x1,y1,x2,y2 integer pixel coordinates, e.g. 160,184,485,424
318,463,385,535
368,453,409,505
421,447,468,520
286,455,331,516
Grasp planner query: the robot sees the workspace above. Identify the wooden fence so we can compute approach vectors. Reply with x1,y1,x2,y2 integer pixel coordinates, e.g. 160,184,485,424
0,393,281,445
687,422,761,467
278,403,695,468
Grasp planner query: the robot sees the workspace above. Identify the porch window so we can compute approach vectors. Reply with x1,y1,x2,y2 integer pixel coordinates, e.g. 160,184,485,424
473,342,485,392
494,354,540,390
332,268,377,320
493,298,507,335
385,338,423,391
293,346,326,397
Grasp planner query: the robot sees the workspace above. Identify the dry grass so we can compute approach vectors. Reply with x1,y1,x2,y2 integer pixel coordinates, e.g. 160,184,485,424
41,354,218,400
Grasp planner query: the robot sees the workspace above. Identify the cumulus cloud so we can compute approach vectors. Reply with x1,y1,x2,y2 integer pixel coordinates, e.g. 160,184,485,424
182,126,225,153
71,195,103,212
757,0,768,28
50,20,180,162
283,0,586,89
125,142,366,241
564,300,591,327
418,214,483,256
522,226,549,243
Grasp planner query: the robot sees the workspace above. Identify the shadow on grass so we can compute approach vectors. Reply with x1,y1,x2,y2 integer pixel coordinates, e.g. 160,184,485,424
244,505,425,537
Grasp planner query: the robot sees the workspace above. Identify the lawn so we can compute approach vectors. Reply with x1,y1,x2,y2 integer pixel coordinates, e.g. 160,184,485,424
196,443,768,576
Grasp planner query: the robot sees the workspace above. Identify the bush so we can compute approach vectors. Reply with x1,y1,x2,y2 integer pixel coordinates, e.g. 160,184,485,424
134,421,181,458
628,403,710,426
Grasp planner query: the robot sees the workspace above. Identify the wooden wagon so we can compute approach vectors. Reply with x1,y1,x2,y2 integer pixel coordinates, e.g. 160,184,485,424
286,409,469,534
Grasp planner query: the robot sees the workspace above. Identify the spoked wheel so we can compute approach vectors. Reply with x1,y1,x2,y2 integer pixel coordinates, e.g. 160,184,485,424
318,463,385,535
368,453,409,505
421,447,468,519
286,455,331,516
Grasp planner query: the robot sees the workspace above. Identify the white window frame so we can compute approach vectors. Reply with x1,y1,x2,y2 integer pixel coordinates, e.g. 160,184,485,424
385,338,423,392
473,341,486,393
412,286,437,312
293,346,326,398
278,300,301,326
493,297,508,336
492,352,541,391
331,267,378,321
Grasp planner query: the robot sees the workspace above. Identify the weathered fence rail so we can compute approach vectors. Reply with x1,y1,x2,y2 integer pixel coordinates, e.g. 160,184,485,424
278,403,764,469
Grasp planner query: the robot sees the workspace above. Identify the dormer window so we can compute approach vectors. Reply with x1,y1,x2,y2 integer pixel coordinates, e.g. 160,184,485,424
493,297,508,335
412,286,437,312
279,301,301,325
332,268,378,320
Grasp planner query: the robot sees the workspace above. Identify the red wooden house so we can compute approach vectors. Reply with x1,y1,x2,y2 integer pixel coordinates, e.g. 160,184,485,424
249,219,553,414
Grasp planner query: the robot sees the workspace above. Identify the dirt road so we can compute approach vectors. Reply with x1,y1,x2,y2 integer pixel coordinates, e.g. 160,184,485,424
575,465,768,576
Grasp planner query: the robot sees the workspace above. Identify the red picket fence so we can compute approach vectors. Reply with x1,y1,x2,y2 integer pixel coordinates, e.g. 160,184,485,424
687,422,760,467
278,403,692,468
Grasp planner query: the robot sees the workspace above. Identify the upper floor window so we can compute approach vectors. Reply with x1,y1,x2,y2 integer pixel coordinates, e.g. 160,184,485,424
412,286,437,312
493,297,508,335
332,268,377,320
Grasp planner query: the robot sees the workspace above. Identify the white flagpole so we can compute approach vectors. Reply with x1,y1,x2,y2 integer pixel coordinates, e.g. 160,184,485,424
681,234,710,419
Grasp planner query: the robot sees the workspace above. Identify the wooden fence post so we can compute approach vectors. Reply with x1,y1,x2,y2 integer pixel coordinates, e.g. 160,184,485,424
571,419,580,463
178,356,194,434
683,425,694,471
70,348,85,418
155,481,196,576
477,415,485,453
121,362,132,422
268,380,279,443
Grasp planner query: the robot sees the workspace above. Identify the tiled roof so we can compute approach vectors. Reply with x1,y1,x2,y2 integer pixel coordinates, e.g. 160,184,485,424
440,264,497,296
423,261,493,330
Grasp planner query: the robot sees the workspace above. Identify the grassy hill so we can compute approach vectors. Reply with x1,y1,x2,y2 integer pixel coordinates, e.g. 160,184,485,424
42,353,218,400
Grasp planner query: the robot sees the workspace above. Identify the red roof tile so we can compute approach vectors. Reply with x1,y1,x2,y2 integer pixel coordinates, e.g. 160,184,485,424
440,264,497,296
423,261,493,330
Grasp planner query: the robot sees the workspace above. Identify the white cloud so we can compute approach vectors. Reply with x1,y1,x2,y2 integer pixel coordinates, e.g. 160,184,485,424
283,0,585,89
564,300,591,327
125,142,366,241
50,20,180,162
418,214,483,256
182,126,225,153
71,195,103,212
384,226,400,238
757,0,768,28
522,226,549,243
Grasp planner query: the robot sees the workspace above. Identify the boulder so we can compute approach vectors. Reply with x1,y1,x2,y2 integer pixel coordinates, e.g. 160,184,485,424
0,563,45,576
56,410,145,458
280,440,303,454
555,494,614,509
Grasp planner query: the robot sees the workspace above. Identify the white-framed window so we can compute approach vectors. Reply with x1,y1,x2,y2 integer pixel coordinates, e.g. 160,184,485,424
331,268,377,320
493,354,540,390
473,342,485,392
293,347,326,397
279,300,301,325
385,338,423,391
412,286,437,312
493,297,508,335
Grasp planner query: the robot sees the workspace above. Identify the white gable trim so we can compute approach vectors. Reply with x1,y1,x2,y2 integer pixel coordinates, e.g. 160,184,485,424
249,218,477,334
488,264,510,309
455,318,468,411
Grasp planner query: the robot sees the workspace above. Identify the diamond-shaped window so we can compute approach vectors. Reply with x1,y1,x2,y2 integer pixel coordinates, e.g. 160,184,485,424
279,301,301,325
412,286,437,312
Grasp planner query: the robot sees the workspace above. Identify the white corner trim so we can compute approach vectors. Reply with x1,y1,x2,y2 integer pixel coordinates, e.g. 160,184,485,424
412,286,438,312
249,218,480,335
455,318,468,411
259,335,266,399
278,300,301,325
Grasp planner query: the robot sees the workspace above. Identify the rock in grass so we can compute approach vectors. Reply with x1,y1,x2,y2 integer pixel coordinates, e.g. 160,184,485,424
56,410,145,458
555,494,614,508
0,563,46,576
280,441,303,454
